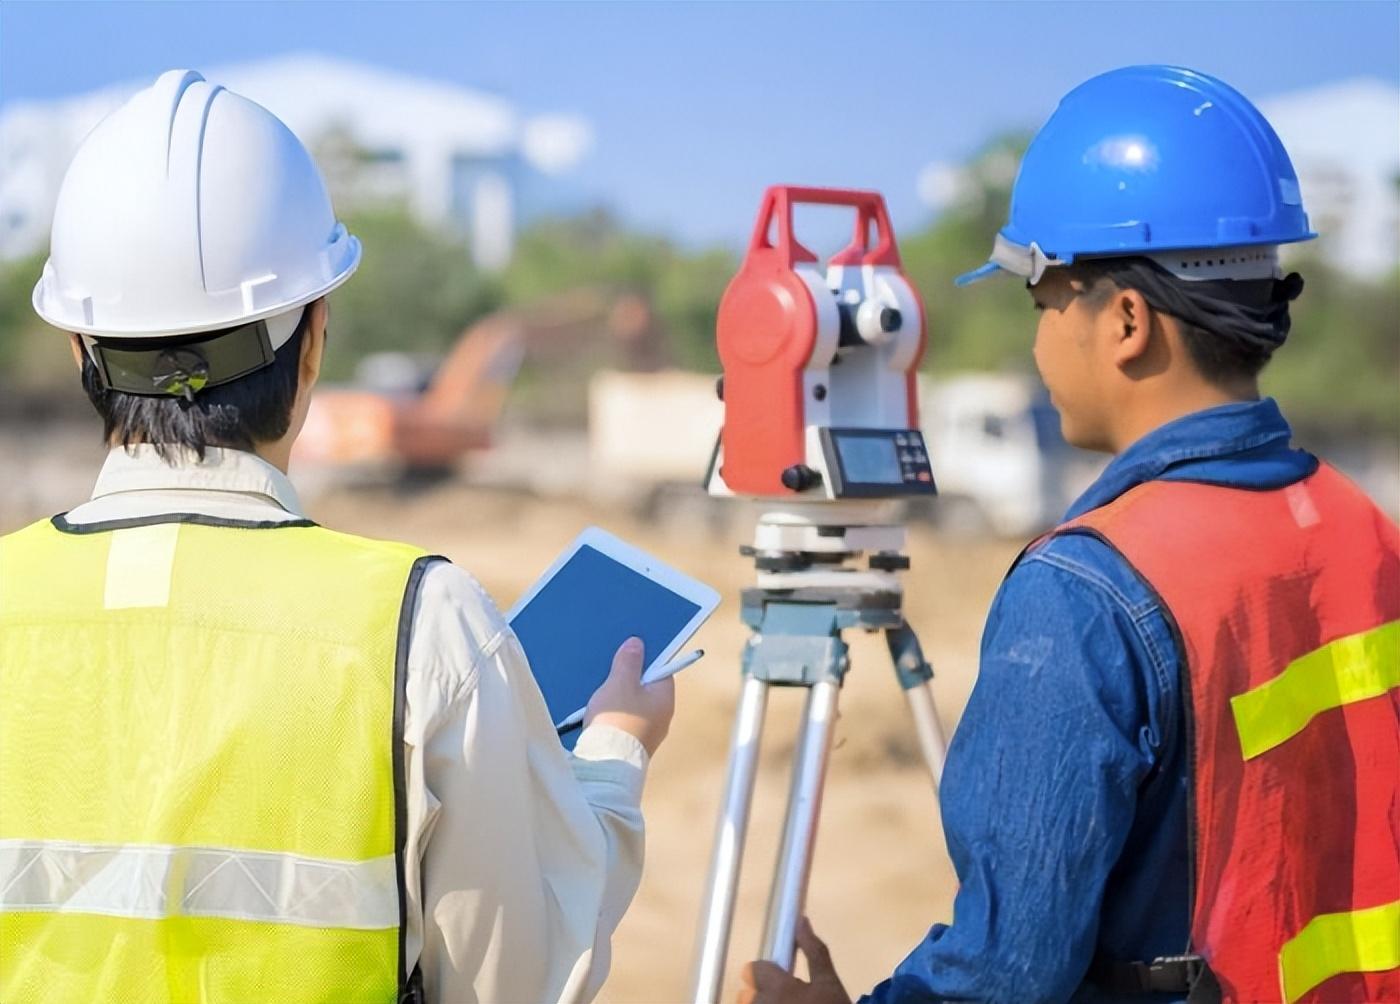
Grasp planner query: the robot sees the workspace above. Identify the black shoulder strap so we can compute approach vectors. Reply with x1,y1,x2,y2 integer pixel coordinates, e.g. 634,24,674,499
399,964,425,1004
394,555,448,1001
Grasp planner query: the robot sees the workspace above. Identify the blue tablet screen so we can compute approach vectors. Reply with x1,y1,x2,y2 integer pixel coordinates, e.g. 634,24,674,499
510,544,702,749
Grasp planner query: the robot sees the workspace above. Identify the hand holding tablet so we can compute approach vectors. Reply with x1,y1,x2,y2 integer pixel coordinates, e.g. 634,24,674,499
555,648,706,734
507,527,720,750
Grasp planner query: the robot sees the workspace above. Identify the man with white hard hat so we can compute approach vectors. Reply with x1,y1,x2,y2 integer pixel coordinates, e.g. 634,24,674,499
741,65,1398,1004
0,69,673,1003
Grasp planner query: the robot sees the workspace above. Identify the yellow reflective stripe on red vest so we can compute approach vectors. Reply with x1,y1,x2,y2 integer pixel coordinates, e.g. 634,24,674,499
1278,899,1400,1003
0,839,398,930
1230,620,1400,760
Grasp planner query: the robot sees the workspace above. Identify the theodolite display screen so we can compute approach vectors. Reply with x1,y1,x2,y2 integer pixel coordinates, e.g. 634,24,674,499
834,434,904,484
820,427,938,498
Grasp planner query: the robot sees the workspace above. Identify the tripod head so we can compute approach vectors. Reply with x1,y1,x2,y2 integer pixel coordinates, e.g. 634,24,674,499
708,186,938,506
740,506,909,592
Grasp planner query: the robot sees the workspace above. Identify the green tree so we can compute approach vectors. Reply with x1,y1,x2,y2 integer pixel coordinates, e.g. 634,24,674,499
3,139,1392,440
502,209,734,371
899,134,1038,376
325,207,503,381
0,251,46,371
0,250,80,394
1263,256,1400,438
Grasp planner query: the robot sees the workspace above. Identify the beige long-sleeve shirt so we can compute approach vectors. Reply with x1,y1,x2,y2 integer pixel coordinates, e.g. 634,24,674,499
61,446,649,1004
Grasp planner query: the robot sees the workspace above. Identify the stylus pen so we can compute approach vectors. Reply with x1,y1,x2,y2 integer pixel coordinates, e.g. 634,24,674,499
555,649,706,735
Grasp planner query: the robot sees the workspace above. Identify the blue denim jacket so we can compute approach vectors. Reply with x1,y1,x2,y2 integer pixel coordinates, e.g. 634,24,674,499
862,399,1318,1004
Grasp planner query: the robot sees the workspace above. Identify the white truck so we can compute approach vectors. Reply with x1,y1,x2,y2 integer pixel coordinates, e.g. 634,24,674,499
587,369,1100,537
916,373,1101,537
587,369,726,525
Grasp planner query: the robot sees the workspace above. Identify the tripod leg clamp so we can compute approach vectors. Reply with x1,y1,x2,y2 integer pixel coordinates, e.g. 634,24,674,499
886,622,934,690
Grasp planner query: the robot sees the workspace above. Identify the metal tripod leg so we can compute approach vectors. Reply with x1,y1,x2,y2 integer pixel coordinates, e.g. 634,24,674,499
887,622,948,791
759,679,841,968
903,681,947,790
692,595,850,1002
691,675,769,1003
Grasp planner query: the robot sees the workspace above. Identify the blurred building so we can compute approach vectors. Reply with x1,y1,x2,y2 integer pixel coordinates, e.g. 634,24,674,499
1261,79,1400,279
917,77,1400,281
0,53,594,271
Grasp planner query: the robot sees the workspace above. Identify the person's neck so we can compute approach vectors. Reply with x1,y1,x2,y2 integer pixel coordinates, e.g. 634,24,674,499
252,439,292,474
1108,382,1259,454
103,438,292,473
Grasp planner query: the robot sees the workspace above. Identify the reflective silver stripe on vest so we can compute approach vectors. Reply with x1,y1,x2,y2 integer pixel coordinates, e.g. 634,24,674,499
0,839,398,930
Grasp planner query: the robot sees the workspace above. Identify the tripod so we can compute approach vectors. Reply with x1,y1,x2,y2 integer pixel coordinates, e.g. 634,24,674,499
690,511,948,1003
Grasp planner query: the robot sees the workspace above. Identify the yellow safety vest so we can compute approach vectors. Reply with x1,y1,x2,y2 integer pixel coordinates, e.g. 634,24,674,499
0,513,437,1004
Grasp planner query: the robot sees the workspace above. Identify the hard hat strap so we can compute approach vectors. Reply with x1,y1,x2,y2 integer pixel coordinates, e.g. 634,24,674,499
89,319,278,401
1080,257,1304,351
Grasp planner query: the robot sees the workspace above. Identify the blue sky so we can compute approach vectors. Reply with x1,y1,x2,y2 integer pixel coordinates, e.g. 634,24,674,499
3,1,1397,248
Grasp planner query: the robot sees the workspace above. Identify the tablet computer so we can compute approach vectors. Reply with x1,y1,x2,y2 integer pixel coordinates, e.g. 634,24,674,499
508,526,720,748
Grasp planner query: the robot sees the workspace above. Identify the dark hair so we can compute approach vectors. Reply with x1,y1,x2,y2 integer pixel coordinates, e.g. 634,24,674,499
80,309,310,461
1066,257,1302,386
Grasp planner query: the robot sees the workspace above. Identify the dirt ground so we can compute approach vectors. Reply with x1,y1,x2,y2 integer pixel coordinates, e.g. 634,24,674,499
310,482,1020,1003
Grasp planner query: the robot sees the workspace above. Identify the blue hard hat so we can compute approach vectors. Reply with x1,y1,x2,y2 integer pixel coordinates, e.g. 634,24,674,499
957,65,1315,287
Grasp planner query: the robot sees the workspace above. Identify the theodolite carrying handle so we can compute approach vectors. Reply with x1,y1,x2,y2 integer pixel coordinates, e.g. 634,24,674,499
747,185,903,270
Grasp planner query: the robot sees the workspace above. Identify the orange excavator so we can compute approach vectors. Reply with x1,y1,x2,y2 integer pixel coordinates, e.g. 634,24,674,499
294,288,662,474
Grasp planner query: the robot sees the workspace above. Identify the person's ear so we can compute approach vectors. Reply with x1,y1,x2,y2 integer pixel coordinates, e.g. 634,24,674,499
1106,287,1153,369
299,299,327,393
69,333,85,372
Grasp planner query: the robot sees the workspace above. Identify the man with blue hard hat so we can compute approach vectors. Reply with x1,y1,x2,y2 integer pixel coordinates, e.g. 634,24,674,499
740,65,1399,1004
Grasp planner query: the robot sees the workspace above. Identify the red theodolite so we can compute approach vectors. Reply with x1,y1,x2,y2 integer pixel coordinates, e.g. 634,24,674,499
711,185,935,501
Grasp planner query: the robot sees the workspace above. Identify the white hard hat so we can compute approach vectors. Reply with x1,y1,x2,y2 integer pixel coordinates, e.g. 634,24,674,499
32,69,360,346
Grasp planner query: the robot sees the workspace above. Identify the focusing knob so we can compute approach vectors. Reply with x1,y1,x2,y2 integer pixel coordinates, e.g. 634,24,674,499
855,300,902,345
780,464,822,492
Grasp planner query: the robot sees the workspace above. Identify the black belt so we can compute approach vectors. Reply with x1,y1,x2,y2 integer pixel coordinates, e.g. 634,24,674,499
1089,955,1221,1001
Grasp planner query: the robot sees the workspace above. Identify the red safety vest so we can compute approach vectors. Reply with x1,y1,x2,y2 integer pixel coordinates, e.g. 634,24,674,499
1047,463,1400,1003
